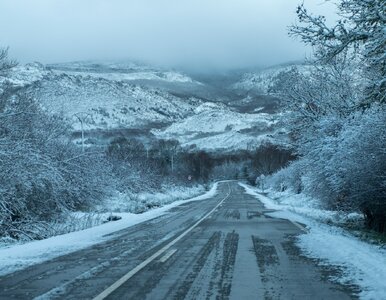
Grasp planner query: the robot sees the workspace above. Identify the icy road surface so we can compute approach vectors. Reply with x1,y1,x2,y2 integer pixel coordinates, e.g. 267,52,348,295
0,182,357,299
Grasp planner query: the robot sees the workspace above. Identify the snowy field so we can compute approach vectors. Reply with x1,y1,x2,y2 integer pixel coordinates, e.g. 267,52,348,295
0,183,218,276
239,183,386,300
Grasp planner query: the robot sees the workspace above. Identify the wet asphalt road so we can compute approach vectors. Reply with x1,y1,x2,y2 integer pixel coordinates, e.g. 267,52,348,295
0,181,357,299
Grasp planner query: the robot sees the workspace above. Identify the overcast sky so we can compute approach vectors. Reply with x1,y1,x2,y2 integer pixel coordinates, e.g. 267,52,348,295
0,0,337,70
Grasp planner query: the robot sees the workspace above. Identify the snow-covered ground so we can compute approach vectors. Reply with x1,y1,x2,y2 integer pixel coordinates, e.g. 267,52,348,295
0,183,219,276
239,183,386,300
96,184,206,213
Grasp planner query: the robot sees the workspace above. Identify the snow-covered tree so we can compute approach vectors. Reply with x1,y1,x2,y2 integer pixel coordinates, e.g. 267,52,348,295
0,47,17,76
0,50,114,239
289,0,385,104
269,60,362,150
266,0,386,232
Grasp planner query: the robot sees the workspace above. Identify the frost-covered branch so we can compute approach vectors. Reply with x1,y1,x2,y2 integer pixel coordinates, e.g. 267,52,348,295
289,0,386,104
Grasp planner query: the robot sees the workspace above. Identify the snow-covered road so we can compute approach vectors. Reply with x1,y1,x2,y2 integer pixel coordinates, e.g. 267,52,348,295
0,181,364,299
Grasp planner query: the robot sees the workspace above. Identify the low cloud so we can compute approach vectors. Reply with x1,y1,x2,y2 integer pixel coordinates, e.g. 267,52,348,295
0,0,337,70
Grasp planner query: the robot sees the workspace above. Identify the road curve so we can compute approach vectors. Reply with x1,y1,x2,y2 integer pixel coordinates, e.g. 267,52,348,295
0,181,357,299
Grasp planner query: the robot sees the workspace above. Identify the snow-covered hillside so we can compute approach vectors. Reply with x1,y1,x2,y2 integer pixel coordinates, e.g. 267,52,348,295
3,61,289,151
49,61,200,84
29,74,201,130
232,63,312,94
153,102,286,152
5,62,202,130
0,62,49,87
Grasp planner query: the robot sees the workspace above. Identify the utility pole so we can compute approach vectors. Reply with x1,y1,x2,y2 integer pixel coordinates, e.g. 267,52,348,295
80,118,84,152
170,144,179,173
260,174,265,193
73,112,91,152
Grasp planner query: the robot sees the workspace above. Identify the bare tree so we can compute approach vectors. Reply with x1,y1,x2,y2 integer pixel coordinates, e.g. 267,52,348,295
0,47,17,76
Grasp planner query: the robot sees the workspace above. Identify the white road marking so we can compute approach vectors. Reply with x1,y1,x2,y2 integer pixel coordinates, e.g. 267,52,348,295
92,185,231,300
33,262,111,300
159,249,177,263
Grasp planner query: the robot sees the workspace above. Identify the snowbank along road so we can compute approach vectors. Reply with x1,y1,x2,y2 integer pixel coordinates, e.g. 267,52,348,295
0,181,358,299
